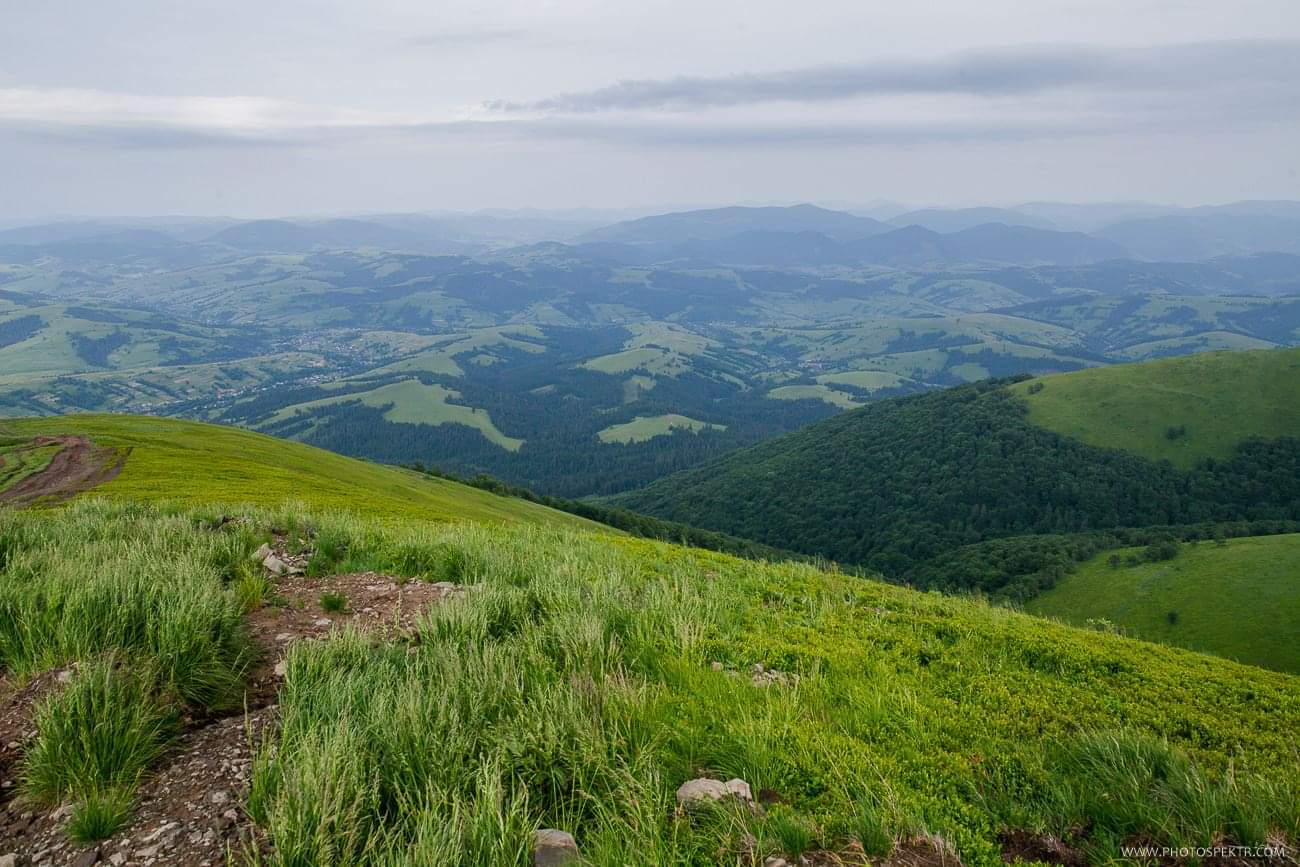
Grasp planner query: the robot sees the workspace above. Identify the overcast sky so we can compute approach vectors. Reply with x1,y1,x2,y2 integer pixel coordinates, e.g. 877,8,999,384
2,0,1299,218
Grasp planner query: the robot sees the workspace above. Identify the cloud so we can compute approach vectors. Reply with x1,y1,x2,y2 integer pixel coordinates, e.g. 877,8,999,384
401,29,530,49
486,40,1300,113
4,38,1297,154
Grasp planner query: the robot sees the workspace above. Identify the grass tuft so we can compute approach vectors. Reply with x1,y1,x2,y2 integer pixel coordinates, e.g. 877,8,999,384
68,787,134,842
24,656,178,806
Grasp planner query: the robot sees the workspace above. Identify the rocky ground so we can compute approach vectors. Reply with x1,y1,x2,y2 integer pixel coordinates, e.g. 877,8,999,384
0,537,463,866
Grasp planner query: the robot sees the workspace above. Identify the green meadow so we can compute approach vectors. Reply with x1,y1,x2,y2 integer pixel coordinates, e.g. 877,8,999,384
1011,347,1300,468
1029,534,1300,674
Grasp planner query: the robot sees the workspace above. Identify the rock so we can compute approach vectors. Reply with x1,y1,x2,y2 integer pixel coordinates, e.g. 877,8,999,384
710,661,724,671
724,778,753,801
0,854,16,867
253,543,272,561
208,790,230,806
313,617,332,627
764,858,790,867
273,660,287,677
676,777,756,812
56,669,73,684
135,844,161,859
110,854,127,867
71,846,100,867
263,554,289,575
532,829,579,866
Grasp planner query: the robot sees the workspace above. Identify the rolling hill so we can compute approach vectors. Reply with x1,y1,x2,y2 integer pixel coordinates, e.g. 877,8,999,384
1,418,1298,865
1008,347,1300,468
614,349,1300,577
0,415,591,527
1028,533,1300,674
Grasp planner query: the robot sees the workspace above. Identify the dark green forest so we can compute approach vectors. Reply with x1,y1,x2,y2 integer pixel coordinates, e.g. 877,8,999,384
615,378,1300,579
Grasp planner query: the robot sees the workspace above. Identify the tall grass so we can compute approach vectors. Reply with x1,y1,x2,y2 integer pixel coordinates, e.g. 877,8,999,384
24,656,178,808
3,500,1298,865
0,500,253,708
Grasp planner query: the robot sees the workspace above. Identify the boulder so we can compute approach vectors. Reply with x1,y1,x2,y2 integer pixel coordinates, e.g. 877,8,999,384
253,543,272,561
0,853,16,867
263,554,288,575
676,777,755,809
532,828,579,866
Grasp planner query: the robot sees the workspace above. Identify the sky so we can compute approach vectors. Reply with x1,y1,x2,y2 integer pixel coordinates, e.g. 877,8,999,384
1,0,1299,218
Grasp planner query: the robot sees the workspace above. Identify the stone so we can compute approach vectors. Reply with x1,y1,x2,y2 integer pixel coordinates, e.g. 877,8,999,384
273,660,287,677
208,790,230,806
0,854,16,867
675,777,729,805
724,778,753,801
253,543,272,561
313,617,332,627
110,854,127,867
56,669,73,684
135,844,161,859
710,661,724,671
764,858,790,867
676,777,756,812
532,829,579,866
263,554,289,575
71,846,100,867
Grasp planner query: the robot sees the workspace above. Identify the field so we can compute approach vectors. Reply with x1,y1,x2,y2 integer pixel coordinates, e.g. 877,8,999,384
815,370,912,391
0,415,583,527
767,384,861,408
1,498,1298,865
1028,534,1300,673
1010,347,1300,467
265,379,524,451
596,413,724,444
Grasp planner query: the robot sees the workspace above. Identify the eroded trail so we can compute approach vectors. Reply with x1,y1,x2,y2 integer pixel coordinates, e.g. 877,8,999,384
0,436,128,507
0,537,464,866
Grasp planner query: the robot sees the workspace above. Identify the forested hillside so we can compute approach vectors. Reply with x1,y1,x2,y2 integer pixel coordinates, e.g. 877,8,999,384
615,350,1300,577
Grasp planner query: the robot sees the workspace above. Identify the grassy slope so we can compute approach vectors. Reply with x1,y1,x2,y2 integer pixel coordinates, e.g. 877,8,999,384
597,413,723,444
1029,534,1300,673
2,414,588,527
767,384,861,408
1010,347,1300,468
267,379,524,451
3,501,1298,865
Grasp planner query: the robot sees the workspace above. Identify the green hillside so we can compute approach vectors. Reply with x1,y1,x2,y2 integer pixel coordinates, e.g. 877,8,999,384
615,351,1300,578
1028,534,1300,673
1009,348,1300,468
1,499,1297,865
0,414,590,528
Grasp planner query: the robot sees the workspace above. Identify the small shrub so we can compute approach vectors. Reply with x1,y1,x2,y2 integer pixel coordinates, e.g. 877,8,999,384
1165,425,1187,441
1143,541,1179,562
1027,382,1045,395
1165,610,1180,626
319,591,349,614
68,787,133,842
1107,554,1123,569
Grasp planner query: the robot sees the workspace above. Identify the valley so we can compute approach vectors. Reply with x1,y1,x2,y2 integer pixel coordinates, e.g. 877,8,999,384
3,205,1299,497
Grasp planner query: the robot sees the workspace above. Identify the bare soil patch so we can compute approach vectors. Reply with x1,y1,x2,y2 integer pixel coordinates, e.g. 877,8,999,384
0,437,128,508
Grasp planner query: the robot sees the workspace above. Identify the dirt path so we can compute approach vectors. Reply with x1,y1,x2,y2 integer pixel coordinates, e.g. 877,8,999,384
0,436,128,508
0,541,465,866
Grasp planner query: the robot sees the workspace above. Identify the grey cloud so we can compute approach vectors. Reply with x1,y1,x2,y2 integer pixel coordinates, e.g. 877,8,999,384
402,29,530,49
488,40,1300,113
